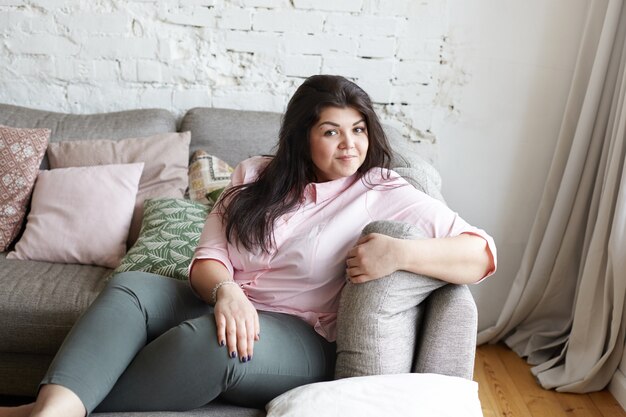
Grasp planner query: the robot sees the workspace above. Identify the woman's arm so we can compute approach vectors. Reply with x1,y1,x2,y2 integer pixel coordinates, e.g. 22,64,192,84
190,258,236,303
191,259,260,362
345,232,494,285
189,159,270,362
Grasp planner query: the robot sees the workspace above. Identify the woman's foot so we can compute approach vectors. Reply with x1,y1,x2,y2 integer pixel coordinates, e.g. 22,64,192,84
0,385,86,417
0,403,34,417
28,385,85,417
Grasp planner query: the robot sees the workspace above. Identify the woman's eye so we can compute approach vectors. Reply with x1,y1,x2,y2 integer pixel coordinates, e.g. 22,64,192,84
354,126,366,134
324,130,338,136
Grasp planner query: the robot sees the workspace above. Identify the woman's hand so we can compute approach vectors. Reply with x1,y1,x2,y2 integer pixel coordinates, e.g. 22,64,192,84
346,233,403,283
213,284,260,362
189,260,260,361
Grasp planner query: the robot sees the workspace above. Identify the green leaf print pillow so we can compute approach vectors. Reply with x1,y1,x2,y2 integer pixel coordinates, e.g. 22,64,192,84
114,198,213,280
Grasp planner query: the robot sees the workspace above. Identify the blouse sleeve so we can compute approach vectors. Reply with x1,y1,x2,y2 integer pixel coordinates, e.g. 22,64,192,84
189,156,269,279
366,172,498,280
190,209,235,278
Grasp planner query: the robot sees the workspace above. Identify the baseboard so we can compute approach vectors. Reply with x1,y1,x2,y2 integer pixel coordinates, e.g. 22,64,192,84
609,368,626,411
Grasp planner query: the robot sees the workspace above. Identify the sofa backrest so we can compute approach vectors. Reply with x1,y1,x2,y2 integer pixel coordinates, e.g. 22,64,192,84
181,107,444,200
0,103,177,168
0,104,177,140
0,103,443,199
181,107,282,168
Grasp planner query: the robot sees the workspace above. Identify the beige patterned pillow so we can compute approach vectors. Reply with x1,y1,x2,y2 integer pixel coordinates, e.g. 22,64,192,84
188,150,233,206
0,125,50,251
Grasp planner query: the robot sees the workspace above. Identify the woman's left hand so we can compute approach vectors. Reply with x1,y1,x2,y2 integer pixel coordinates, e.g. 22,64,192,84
346,233,403,283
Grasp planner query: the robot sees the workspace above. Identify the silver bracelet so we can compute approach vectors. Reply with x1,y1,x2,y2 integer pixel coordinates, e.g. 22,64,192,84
211,281,240,304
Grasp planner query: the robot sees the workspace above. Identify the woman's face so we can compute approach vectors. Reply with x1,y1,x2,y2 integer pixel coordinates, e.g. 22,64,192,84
309,106,369,182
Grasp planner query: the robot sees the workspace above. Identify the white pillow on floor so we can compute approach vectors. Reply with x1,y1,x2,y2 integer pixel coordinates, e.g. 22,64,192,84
265,373,483,417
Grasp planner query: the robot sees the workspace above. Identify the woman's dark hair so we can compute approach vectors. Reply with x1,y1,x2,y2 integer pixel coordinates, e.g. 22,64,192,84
217,74,394,252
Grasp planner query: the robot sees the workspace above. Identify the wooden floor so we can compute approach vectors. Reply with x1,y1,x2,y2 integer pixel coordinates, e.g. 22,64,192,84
475,344,626,417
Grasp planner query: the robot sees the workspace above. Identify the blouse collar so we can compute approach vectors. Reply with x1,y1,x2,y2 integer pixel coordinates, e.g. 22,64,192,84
303,174,359,204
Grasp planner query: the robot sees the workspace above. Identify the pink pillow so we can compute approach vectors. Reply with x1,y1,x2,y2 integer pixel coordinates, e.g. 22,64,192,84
0,125,50,251
46,132,190,247
7,163,144,268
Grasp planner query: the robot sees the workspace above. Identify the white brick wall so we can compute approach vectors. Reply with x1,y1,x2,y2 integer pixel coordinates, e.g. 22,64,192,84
0,0,450,145
293,0,363,13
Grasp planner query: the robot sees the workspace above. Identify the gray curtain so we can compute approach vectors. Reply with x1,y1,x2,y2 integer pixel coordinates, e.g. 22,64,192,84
478,0,626,392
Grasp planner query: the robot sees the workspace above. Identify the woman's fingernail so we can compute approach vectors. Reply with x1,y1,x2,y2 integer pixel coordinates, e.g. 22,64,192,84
230,351,236,358
247,355,252,361
219,340,225,347
241,356,247,363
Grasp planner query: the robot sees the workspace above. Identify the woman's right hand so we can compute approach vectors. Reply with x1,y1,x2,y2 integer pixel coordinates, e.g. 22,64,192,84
213,284,260,362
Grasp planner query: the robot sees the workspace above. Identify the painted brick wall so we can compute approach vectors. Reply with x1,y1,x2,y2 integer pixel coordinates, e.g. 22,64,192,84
0,0,449,145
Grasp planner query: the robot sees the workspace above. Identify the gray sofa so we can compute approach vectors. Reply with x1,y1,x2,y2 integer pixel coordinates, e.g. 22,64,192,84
0,103,478,416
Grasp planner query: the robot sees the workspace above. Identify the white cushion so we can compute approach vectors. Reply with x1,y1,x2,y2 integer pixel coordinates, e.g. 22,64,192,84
265,373,483,417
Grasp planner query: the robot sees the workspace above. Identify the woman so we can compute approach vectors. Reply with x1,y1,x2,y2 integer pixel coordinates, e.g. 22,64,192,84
0,75,496,417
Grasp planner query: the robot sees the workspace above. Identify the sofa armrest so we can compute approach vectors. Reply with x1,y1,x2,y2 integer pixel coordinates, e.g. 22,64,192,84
384,125,444,203
334,221,448,379
413,284,478,380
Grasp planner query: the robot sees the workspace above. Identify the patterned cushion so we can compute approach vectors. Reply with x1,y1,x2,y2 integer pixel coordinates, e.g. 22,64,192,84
188,150,233,206
114,198,211,280
0,125,50,251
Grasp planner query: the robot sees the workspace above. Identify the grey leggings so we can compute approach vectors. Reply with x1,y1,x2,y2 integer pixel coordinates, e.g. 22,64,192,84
41,272,336,415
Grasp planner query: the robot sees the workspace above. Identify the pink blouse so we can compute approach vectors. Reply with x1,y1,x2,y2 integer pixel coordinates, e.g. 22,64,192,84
191,156,497,341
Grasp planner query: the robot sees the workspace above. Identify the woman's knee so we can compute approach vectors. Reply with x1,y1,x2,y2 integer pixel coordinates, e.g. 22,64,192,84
177,315,223,355
168,316,244,386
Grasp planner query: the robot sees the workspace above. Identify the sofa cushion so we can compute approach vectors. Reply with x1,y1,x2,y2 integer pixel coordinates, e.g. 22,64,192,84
47,132,191,246
7,163,144,268
114,198,210,280
0,252,111,355
188,150,233,205
0,125,50,251
92,402,265,417
0,352,54,396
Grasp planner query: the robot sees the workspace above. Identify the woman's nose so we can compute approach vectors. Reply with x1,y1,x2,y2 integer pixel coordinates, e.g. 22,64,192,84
339,132,356,148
